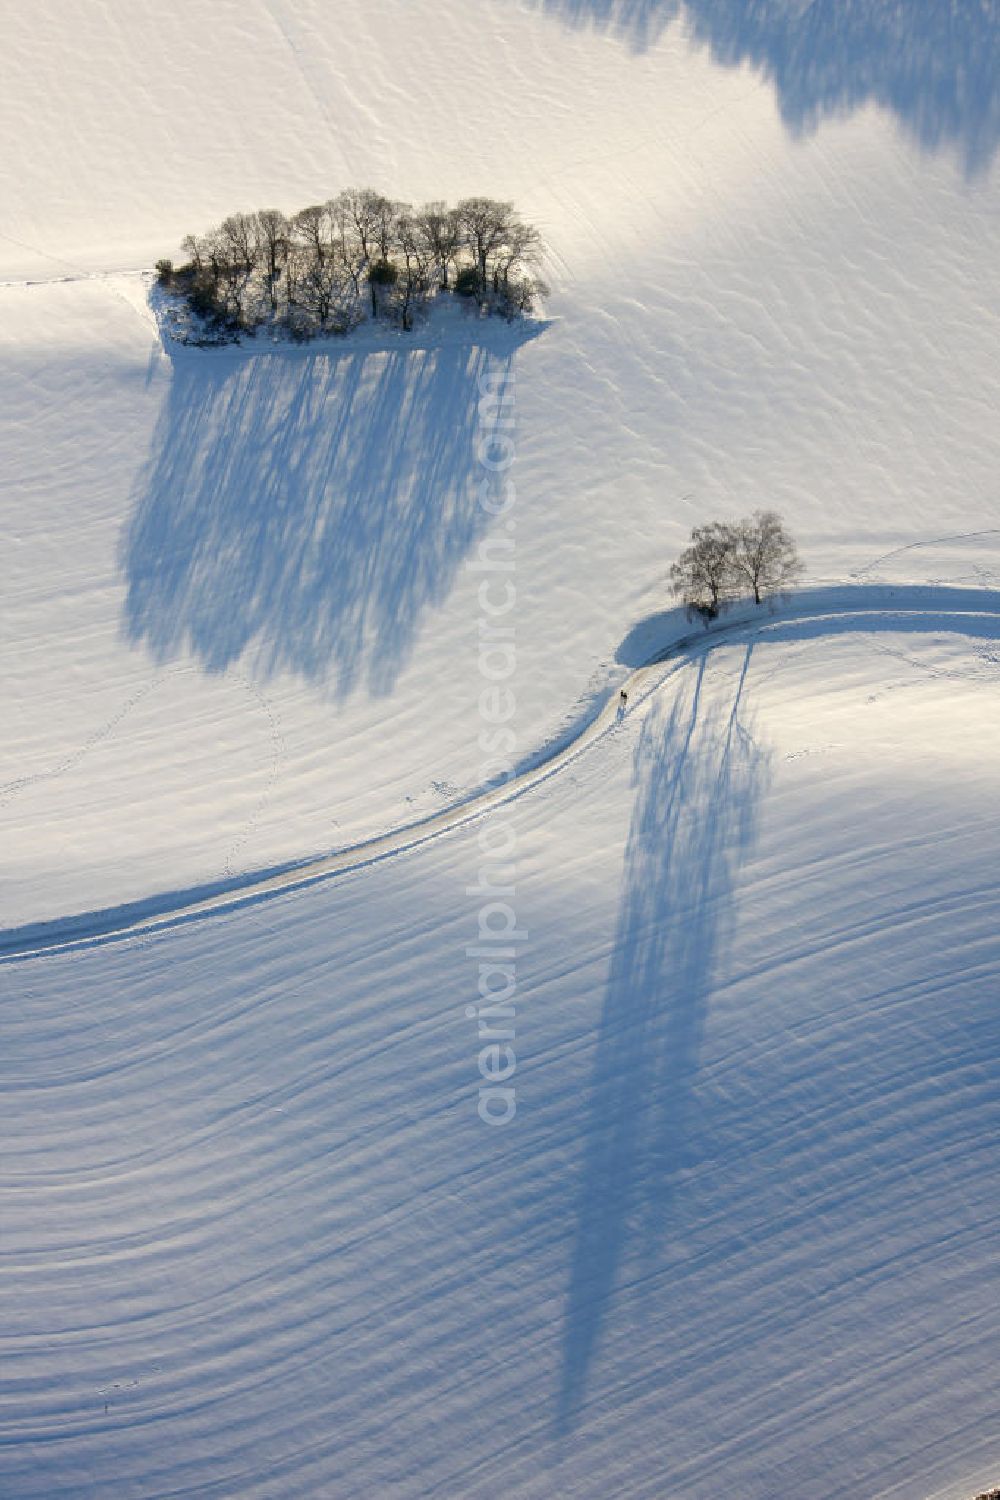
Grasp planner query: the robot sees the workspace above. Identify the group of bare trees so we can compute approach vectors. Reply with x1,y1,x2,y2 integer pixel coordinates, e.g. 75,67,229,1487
670,510,802,616
157,190,546,339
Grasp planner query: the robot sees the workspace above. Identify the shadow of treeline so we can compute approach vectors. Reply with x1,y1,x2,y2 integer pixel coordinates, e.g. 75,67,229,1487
532,0,999,173
557,646,768,1431
122,331,538,697
528,0,678,49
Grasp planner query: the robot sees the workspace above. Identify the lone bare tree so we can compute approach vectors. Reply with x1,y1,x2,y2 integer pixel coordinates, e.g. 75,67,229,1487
731,509,802,604
669,521,738,616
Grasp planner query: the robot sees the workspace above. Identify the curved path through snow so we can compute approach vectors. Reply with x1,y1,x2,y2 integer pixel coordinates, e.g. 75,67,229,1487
4,584,998,962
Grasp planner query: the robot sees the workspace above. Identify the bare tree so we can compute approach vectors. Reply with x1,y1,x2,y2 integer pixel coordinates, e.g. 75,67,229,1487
413,201,463,289
324,194,367,298
395,213,434,329
292,204,333,266
456,197,516,293
353,194,403,316
500,272,548,318
492,218,541,292
669,522,739,616
180,233,206,274
293,247,355,333
490,218,546,317
731,510,802,604
176,231,225,321
339,187,387,269
253,210,289,314
180,229,229,298
374,196,406,262
212,213,263,325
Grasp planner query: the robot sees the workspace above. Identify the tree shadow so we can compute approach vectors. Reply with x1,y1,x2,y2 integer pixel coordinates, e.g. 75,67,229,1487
533,0,999,173
616,605,693,668
121,326,541,699
556,645,769,1432
527,0,679,50
684,0,1000,174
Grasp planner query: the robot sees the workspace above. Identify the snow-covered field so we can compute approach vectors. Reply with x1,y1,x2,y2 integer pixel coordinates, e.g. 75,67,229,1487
2,2,999,1496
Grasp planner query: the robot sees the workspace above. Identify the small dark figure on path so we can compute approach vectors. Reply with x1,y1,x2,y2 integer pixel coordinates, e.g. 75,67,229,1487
619,689,628,711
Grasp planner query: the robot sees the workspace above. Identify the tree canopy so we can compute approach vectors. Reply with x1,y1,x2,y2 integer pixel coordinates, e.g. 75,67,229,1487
157,191,547,342
670,511,803,615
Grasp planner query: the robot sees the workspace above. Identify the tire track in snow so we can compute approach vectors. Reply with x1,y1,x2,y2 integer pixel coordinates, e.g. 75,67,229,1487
0,243,157,334
3,586,999,962
852,527,1000,581
0,668,286,910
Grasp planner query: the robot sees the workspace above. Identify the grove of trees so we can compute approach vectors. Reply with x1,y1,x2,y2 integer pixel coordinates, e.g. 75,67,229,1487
670,511,802,615
156,190,547,341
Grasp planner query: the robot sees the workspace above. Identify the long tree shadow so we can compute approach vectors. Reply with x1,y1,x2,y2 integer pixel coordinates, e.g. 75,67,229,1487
528,0,679,50
556,645,768,1432
684,0,1000,174
533,0,999,173
122,327,540,698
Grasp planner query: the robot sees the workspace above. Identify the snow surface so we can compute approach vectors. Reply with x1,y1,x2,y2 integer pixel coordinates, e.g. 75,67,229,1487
2,1,999,1496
